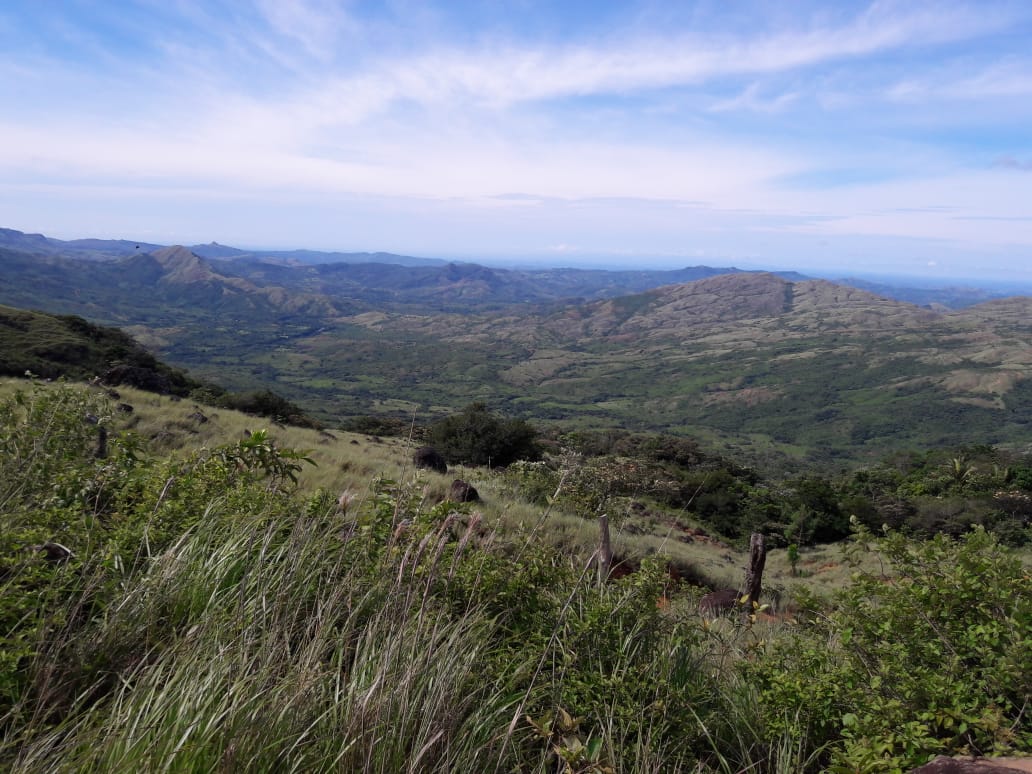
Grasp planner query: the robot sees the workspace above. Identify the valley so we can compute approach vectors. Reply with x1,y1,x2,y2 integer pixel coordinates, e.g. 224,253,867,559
2,228,1031,468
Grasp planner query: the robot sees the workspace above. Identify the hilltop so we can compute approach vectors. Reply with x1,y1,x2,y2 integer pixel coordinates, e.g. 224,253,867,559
0,305,317,427
0,304,199,392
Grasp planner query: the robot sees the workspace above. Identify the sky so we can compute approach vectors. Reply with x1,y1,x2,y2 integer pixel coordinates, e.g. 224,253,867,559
1,1,1031,281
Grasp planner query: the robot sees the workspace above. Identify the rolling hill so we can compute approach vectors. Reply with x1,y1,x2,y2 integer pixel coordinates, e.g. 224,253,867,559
2,231,1031,467
278,271,1031,464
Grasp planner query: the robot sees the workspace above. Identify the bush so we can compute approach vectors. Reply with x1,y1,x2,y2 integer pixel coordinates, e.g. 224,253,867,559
747,524,1032,772
428,402,540,467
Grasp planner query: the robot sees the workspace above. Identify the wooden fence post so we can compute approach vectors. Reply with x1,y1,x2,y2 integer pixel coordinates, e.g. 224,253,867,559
744,532,767,611
598,513,613,584
95,426,108,459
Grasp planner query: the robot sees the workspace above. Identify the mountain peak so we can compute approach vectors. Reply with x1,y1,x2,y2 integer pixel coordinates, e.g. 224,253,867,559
149,246,214,283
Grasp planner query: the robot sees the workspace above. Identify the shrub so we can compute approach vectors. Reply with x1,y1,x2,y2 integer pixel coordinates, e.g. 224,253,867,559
428,402,540,467
747,524,1032,772
216,389,318,428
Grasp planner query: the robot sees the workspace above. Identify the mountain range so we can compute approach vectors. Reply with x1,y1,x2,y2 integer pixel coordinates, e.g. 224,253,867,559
1,226,1030,467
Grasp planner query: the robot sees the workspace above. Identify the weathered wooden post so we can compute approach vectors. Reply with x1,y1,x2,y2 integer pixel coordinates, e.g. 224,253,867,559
95,426,108,459
744,532,767,611
598,513,613,584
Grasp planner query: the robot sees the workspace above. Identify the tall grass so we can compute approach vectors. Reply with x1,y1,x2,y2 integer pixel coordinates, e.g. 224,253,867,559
5,500,762,772
7,502,534,772
5,380,1028,772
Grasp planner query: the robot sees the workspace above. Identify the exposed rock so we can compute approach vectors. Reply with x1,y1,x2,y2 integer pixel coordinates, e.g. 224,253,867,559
413,446,447,474
187,411,208,424
449,479,480,503
699,588,740,617
117,403,134,414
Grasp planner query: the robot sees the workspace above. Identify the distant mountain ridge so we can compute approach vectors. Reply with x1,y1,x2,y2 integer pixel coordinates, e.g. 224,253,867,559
2,229,1031,464
4,225,1023,309
0,227,443,267
0,226,164,260
0,229,810,315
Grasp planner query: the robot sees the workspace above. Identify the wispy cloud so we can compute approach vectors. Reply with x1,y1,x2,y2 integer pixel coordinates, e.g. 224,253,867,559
1,0,1031,276
889,59,1032,101
253,0,359,62
710,83,800,113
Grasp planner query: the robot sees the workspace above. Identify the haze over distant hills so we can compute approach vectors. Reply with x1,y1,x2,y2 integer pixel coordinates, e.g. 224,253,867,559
2,225,1030,467
0,226,441,268
2,226,1026,308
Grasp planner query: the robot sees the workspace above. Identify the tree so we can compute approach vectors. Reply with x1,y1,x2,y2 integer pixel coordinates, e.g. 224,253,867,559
428,403,540,467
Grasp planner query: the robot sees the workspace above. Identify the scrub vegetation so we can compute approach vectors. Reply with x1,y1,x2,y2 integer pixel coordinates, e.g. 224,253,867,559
2,379,1029,773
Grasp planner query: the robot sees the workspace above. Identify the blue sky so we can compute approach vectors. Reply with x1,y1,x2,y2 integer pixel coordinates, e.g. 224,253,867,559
1,1,1031,280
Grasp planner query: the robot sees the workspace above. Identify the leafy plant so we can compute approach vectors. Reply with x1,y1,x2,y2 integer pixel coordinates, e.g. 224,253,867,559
748,523,1032,772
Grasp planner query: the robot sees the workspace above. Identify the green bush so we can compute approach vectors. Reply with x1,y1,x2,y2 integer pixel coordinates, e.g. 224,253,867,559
217,388,319,428
747,524,1032,772
428,402,540,467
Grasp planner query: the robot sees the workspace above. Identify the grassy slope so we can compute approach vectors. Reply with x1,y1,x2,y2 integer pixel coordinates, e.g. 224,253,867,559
0,377,881,601
0,305,197,389
2,377,1029,773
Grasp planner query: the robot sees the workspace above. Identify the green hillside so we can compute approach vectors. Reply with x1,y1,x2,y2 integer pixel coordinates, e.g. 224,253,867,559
190,272,1032,468
1,378,1029,772
0,304,198,392
2,239,1032,468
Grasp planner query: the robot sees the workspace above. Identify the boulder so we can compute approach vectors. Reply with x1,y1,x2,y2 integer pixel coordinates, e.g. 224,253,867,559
31,541,74,562
449,479,480,503
909,757,1032,773
413,446,447,474
699,588,740,617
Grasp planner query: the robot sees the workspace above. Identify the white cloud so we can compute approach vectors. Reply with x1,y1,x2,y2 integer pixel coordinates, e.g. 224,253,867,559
254,0,358,61
889,59,1032,101
2,1,1032,274
709,83,800,113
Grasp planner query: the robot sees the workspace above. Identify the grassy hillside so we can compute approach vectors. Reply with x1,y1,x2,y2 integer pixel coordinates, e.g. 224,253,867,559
0,305,199,392
214,273,1032,468
1,377,1029,772
0,377,855,593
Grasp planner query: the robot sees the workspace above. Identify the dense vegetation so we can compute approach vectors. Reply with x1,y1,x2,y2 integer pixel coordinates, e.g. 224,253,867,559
501,428,1032,549
2,380,1029,772
428,402,541,467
